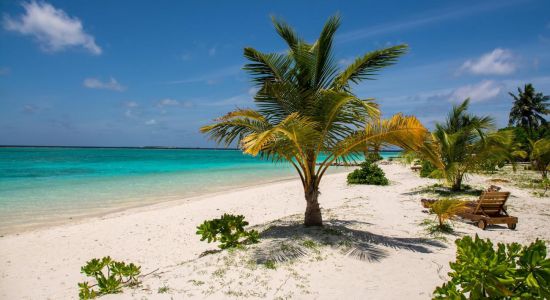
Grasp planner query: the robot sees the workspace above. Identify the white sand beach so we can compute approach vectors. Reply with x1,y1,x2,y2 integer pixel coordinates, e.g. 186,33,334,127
1,163,548,299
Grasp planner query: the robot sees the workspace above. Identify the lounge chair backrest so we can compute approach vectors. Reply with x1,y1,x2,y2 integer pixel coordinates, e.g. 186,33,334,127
473,192,510,217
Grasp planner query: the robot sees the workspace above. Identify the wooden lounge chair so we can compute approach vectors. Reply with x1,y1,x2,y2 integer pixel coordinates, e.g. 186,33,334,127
411,165,422,172
457,191,517,230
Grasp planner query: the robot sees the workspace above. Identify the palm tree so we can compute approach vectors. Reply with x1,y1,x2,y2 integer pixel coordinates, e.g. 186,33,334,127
201,15,427,226
419,99,513,191
509,84,549,138
428,199,467,230
529,138,550,178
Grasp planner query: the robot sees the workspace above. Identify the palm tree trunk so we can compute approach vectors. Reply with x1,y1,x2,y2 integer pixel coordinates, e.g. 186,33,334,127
304,181,322,226
451,174,463,191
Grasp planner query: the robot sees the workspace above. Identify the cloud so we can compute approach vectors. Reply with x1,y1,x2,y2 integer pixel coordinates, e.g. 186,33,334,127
164,65,241,85
0,67,10,76
83,77,126,91
336,1,522,43
22,104,39,114
459,48,517,75
3,1,101,55
449,80,501,103
208,47,217,56
145,119,157,125
157,98,194,108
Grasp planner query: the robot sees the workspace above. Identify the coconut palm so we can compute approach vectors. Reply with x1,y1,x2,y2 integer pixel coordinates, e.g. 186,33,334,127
201,15,427,226
419,99,514,191
509,84,549,138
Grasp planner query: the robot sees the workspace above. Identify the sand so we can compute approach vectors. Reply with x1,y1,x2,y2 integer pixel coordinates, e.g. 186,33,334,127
0,163,548,299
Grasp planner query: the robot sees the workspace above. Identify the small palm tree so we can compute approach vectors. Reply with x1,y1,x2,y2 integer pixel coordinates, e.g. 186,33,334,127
418,99,514,191
509,84,549,138
428,199,468,229
201,15,427,226
529,138,550,178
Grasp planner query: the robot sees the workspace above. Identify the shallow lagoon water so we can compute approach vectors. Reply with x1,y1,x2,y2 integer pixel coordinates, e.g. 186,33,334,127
0,147,399,232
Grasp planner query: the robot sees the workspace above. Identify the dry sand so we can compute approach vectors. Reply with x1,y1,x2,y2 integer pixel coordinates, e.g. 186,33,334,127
0,163,548,299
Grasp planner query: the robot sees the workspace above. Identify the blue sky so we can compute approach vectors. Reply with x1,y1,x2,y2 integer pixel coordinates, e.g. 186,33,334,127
1,0,549,147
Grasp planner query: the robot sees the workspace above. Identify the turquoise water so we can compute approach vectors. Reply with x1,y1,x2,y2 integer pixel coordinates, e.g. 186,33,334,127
0,147,400,232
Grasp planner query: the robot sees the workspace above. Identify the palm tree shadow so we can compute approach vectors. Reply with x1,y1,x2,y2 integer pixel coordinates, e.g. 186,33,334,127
252,219,446,264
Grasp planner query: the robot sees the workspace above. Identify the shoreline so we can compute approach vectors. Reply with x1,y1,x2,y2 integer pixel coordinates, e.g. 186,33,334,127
0,163,548,299
0,167,354,236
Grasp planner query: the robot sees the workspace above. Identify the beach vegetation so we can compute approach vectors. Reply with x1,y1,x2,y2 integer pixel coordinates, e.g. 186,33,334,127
78,256,141,299
508,83,549,139
157,285,170,293
419,160,437,178
201,15,427,226
529,137,550,179
347,160,389,185
426,199,467,231
196,214,260,249
264,260,277,269
365,151,383,162
434,235,550,299
416,99,515,191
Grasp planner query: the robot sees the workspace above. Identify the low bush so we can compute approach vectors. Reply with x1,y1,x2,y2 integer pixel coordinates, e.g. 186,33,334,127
427,199,467,232
78,257,141,299
347,160,389,185
419,160,437,178
434,235,550,299
365,151,383,162
196,214,260,249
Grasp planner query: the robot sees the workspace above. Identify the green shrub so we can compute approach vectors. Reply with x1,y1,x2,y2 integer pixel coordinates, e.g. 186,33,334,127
365,151,383,162
196,214,260,249
434,235,550,299
347,160,389,185
78,257,141,299
419,160,437,178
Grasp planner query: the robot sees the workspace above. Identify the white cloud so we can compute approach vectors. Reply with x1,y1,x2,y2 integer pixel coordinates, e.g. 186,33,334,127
83,77,125,91
145,119,157,125
3,1,101,55
0,67,10,76
164,65,241,85
125,101,138,108
208,47,216,56
157,98,179,107
449,80,501,103
248,87,259,96
459,48,517,75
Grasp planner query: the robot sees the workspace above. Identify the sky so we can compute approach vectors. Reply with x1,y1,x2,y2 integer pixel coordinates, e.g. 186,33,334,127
1,0,549,147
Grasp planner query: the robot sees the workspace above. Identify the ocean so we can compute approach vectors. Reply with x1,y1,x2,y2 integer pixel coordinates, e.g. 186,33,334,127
0,147,400,233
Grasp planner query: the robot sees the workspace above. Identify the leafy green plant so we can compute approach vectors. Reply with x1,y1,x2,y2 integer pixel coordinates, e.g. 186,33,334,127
347,160,389,185
196,214,260,249
434,235,550,299
427,199,468,231
365,151,383,162
78,257,141,299
419,160,437,178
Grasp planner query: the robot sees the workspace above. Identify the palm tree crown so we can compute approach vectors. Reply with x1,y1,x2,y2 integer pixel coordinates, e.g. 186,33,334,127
509,84,549,137
201,15,427,226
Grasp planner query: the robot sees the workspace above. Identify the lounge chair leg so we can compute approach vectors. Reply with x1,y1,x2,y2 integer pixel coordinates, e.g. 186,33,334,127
477,220,487,230
507,223,516,230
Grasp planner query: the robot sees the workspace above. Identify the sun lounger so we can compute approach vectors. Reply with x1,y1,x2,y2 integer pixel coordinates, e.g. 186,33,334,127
411,165,421,172
457,191,517,230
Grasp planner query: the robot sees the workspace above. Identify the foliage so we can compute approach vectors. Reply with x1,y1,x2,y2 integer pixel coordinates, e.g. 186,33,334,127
196,214,260,249
529,138,550,179
419,160,437,178
427,199,468,229
200,15,427,226
78,257,141,299
347,160,389,185
365,151,383,162
509,83,549,139
417,99,515,191
434,235,550,299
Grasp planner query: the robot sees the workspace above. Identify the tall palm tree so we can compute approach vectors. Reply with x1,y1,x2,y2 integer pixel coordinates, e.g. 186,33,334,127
201,15,427,226
509,84,549,138
419,99,513,191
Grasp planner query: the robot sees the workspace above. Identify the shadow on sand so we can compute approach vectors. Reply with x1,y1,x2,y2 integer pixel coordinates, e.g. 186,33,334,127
251,219,446,264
